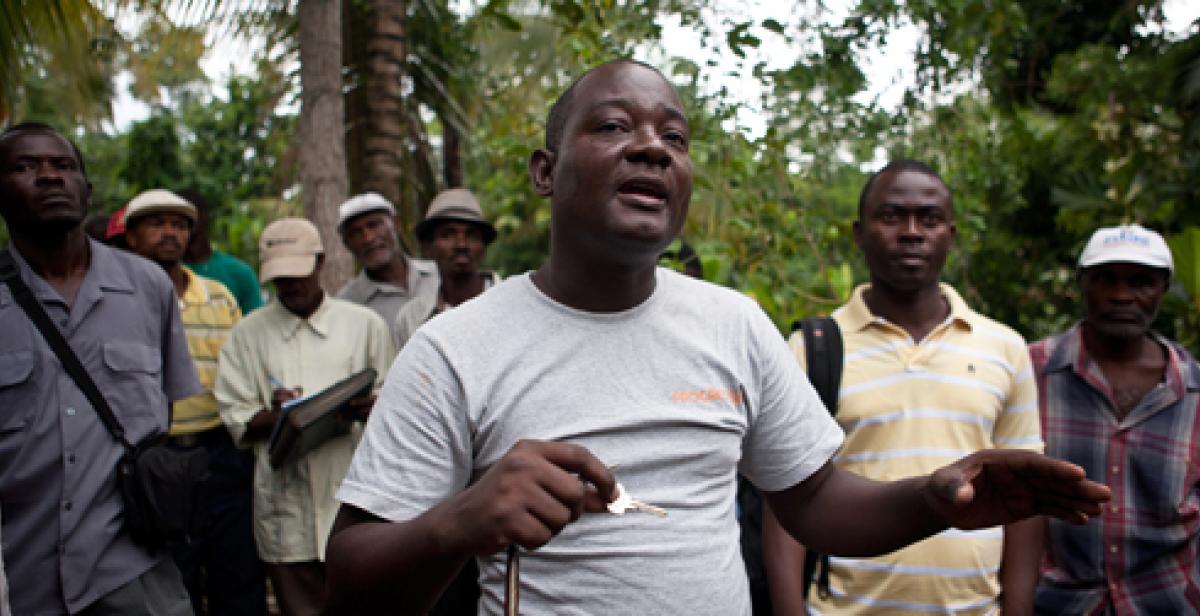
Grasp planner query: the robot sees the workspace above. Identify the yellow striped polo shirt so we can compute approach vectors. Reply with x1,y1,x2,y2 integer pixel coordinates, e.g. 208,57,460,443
172,267,241,435
788,283,1041,615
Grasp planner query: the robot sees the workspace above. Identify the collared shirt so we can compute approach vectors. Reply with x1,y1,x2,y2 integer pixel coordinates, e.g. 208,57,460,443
0,241,200,614
215,297,394,562
172,266,242,435
1031,325,1200,615
185,249,264,314
336,255,438,341
789,283,1042,615
392,271,500,349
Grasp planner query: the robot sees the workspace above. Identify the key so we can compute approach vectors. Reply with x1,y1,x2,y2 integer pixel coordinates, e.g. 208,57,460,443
607,482,667,517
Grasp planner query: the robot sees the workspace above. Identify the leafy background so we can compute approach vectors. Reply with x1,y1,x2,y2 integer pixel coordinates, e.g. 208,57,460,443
2,0,1198,353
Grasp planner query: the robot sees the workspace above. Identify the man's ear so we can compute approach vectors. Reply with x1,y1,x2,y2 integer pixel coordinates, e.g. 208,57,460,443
529,149,556,197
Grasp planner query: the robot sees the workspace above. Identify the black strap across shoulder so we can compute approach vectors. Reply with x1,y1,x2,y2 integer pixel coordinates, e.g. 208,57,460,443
795,316,843,416
792,316,844,600
0,250,134,450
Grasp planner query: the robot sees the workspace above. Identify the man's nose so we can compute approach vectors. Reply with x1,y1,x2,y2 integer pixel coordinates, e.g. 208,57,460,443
899,214,923,239
626,128,671,168
36,161,65,183
1108,279,1137,302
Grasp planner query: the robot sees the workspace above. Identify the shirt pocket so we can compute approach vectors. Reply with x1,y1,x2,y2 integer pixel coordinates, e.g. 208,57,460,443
0,349,34,434
101,342,168,436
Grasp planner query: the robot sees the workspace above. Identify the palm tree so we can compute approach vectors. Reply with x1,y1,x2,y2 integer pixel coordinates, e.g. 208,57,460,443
362,0,406,217
297,0,353,290
0,0,113,125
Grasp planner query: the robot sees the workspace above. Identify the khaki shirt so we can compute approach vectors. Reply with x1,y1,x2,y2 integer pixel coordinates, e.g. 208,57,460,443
215,297,394,562
336,256,438,342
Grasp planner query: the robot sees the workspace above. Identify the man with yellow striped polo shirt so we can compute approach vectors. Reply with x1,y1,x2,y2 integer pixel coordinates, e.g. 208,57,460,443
122,189,266,616
767,161,1043,615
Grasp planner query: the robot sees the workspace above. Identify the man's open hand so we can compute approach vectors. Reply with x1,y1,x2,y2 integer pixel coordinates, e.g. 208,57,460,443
432,440,617,557
925,449,1111,529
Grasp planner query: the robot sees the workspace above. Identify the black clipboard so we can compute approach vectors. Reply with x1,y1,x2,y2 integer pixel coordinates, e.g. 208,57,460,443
267,368,376,469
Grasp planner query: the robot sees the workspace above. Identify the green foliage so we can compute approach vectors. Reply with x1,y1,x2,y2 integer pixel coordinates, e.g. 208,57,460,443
0,0,115,125
120,112,185,191
124,18,208,106
8,0,1198,356
1169,227,1200,310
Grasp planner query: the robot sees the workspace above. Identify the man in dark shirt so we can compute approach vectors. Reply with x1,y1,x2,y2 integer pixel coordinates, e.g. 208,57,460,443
1031,224,1200,614
0,122,200,614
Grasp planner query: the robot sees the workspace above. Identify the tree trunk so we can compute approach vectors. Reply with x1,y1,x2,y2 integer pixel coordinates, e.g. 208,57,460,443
298,0,353,292
364,0,408,227
443,121,463,188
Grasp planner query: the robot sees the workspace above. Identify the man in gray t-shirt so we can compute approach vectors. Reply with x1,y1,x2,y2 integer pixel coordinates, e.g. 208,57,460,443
325,60,1110,615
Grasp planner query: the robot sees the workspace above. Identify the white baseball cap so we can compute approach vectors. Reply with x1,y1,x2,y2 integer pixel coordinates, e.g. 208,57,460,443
337,193,395,231
259,217,323,282
1078,224,1173,273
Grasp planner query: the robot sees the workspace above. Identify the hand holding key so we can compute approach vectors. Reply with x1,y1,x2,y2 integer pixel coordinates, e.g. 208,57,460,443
431,440,617,557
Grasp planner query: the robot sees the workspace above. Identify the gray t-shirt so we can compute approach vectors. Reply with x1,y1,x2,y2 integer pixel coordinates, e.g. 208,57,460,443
339,269,843,615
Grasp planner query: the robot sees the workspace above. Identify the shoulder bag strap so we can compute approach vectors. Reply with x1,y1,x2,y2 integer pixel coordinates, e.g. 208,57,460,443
0,250,134,450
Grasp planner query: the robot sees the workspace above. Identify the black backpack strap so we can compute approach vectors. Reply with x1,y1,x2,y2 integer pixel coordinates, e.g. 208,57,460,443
0,250,134,450
792,316,843,600
796,317,843,416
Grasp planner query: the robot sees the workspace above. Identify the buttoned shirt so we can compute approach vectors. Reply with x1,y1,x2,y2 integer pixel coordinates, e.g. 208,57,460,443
1031,325,1200,615
0,241,200,614
789,283,1042,615
215,296,393,562
392,271,500,349
336,255,438,342
172,266,241,435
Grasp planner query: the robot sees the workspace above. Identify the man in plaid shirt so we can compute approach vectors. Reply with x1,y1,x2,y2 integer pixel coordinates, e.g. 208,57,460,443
1030,224,1200,614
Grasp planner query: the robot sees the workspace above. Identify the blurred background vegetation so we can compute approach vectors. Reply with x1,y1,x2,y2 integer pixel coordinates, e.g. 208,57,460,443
2,0,1198,352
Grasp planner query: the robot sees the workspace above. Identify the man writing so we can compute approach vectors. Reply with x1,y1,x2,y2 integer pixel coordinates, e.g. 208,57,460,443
394,188,500,348
0,123,200,614
215,217,393,616
771,161,1043,615
1031,224,1199,614
324,60,1109,615
336,192,438,341
121,188,266,616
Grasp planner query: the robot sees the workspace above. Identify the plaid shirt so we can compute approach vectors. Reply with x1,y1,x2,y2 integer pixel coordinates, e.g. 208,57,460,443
1030,325,1200,615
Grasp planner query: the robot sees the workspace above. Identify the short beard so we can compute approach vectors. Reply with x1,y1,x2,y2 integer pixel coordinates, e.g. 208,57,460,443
151,256,180,271
1085,309,1158,344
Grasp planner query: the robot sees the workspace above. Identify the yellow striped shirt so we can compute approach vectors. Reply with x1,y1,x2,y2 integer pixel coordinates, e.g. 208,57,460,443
172,267,241,435
789,283,1041,615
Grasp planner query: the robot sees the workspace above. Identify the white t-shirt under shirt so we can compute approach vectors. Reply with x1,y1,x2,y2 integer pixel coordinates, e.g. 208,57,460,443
338,268,844,615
